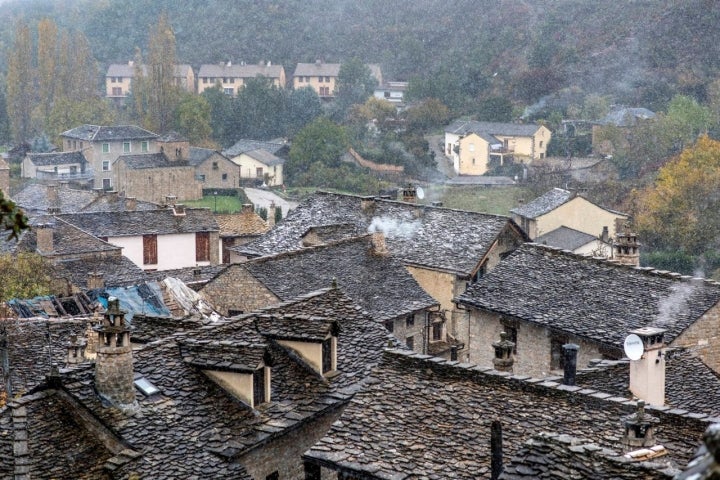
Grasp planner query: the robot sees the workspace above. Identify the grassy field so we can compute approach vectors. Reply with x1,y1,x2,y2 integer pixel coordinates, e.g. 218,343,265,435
184,195,246,213
424,185,531,216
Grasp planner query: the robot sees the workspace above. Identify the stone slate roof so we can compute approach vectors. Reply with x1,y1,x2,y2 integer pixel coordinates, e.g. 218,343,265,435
302,223,365,244
116,152,191,169
0,317,91,396
500,432,674,479
456,243,720,349
143,264,226,289
223,138,287,157
79,193,160,213
12,183,97,214
156,131,188,142
304,348,710,479
510,187,574,218
61,124,158,142
0,216,120,258
187,146,233,167
256,313,336,342
2,287,388,478
600,107,656,127
57,208,219,237
535,225,599,251
214,212,269,237
238,191,525,276
228,235,438,322
242,148,285,166
54,255,146,289
445,119,544,137
26,151,86,166
198,63,285,80
292,62,382,82
575,349,720,418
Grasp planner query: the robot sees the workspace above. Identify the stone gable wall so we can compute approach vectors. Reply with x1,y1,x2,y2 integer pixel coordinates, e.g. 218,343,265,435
673,302,720,374
200,267,280,316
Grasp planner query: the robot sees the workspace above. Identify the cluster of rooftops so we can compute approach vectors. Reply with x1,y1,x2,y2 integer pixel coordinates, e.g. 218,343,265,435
1,188,720,478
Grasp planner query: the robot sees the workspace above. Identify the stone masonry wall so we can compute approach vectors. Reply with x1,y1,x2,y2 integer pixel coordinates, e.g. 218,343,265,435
467,309,605,377
238,404,346,480
673,302,720,374
200,266,280,316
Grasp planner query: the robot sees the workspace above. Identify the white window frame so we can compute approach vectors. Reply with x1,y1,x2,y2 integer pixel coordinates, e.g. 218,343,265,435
123,142,131,153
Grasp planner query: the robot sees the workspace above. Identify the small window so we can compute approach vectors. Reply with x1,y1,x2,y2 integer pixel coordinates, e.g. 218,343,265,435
432,322,443,341
143,234,158,265
196,232,210,262
298,76,304,83
539,141,544,148
406,336,414,350
325,76,330,82
212,161,219,170
123,142,131,153
256,167,264,178
318,76,324,83
253,367,267,406
406,315,414,328
141,141,149,152
102,178,111,190
265,473,279,480
384,319,394,333
222,173,228,181
550,336,568,370
102,143,109,153
196,174,206,182
102,160,110,171
322,338,333,374
224,87,234,95
229,77,235,84
134,377,160,396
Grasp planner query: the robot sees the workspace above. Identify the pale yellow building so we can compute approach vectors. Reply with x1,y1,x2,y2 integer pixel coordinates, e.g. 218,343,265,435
292,61,382,98
197,61,286,95
444,120,551,175
227,149,285,187
105,62,195,100
510,187,629,241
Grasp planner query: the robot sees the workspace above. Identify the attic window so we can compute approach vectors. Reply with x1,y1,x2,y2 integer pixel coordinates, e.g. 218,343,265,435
134,376,160,396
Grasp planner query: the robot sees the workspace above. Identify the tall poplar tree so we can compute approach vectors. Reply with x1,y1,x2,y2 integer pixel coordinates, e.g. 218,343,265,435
36,19,58,120
6,20,35,143
146,13,179,133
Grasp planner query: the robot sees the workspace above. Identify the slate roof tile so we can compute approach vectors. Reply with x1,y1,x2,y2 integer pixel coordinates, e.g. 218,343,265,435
510,187,574,218
237,191,523,275
57,208,218,237
61,124,158,142
456,243,720,348
304,349,708,479
117,152,192,169
534,225,600,251
445,119,544,137
222,139,287,157
26,151,86,167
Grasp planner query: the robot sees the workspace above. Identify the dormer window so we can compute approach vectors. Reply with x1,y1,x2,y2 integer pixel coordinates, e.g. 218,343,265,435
252,366,270,406
321,333,337,375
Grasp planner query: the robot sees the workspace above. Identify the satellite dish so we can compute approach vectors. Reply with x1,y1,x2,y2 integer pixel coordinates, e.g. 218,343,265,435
416,186,425,200
623,334,644,361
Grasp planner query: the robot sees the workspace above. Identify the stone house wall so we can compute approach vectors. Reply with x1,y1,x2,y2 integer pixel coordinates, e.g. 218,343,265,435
113,162,202,204
386,310,426,352
239,405,346,480
466,309,605,377
672,302,720,374
200,266,280,316
195,153,239,190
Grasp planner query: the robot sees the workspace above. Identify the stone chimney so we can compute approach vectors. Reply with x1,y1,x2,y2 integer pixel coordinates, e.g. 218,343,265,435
87,272,105,290
601,226,609,243
241,203,254,214
629,327,666,406
94,298,138,412
621,400,659,450
125,197,137,211
46,184,59,208
370,232,388,256
267,201,276,228
165,195,177,207
492,331,515,373
65,334,87,366
562,343,579,386
402,185,417,203
35,223,54,254
614,223,640,267
173,203,186,216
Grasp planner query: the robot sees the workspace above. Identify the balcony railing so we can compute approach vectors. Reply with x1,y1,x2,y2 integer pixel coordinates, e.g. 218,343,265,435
36,170,94,181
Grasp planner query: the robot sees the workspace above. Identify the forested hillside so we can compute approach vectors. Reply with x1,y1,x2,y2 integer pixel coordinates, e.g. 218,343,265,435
1,0,720,111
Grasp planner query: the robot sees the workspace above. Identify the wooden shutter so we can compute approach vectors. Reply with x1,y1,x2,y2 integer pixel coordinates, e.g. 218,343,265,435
143,235,157,265
196,232,210,261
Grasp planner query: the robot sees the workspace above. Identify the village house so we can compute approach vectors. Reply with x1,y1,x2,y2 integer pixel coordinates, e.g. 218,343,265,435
56,206,220,271
20,151,90,182
222,140,286,187
444,120,552,175
188,147,238,189
292,60,382,98
105,61,195,101
236,190,528,360
592,106,656,156
197,61,286,95
0,286,391,478
373,80,409,106
302,347,709,479
113,152,202,204
455,242,720,379
201,234,441,353
510,187,629,241
214,205,270,263
60,124,160,190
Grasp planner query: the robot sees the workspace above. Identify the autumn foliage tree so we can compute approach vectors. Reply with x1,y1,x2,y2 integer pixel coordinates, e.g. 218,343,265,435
635,136,720,256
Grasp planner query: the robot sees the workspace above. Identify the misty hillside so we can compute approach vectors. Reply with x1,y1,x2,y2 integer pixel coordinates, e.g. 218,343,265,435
1,0,720,110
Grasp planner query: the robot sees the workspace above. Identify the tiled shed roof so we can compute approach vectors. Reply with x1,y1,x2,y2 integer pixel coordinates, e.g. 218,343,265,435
57,208,218,237
61,124,158,142
304,349,709,479
238,191,525,276
225,235,438,321
456,243,720,349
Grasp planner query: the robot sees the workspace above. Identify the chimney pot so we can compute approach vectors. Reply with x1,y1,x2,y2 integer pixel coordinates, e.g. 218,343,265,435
241,203,254,214
173,204,186,215
35,223,54,254
87,272,105,290
165,195,177,206
628,327,666,406
492,331,515,373
370,232,388,256
562,343,579,386
622,400,660,449
126,197,137,211
601,226,609,243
